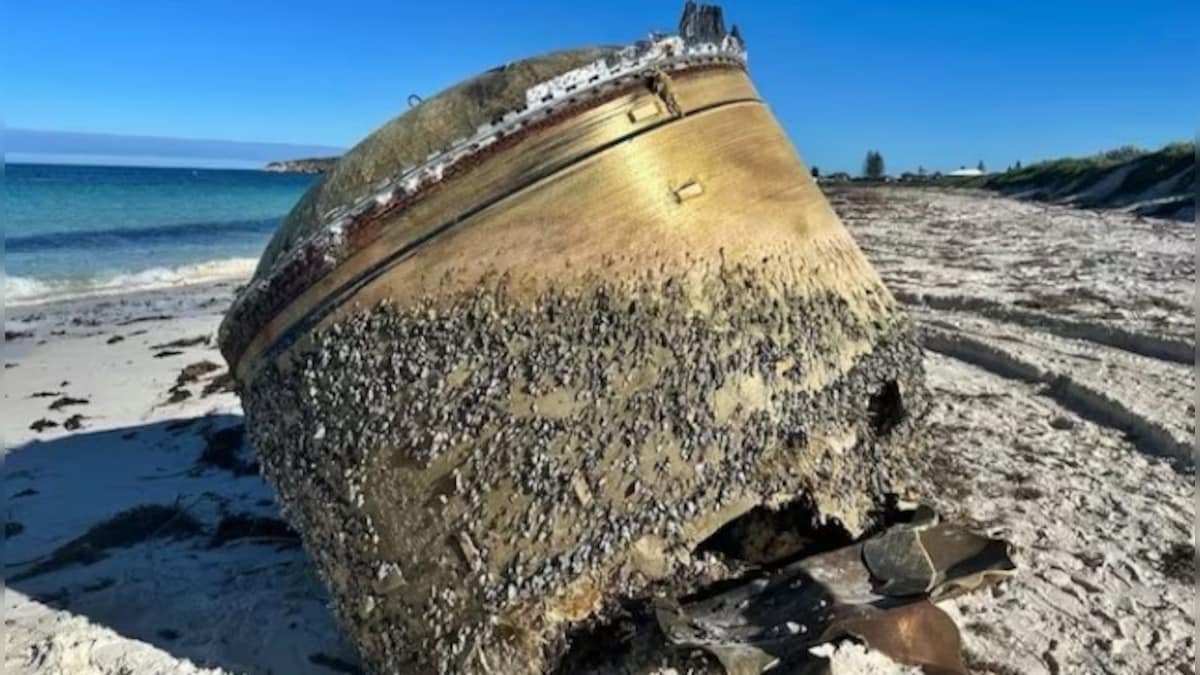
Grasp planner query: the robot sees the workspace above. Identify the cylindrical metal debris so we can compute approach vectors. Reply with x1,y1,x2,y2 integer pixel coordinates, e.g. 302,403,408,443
220,5,926,673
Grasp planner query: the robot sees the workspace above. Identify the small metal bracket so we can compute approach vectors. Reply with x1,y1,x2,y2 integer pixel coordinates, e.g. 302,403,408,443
673,179,705,203
628,101,663,124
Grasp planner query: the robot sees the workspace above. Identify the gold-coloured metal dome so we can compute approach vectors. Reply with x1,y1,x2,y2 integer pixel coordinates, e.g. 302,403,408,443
221,4,928,673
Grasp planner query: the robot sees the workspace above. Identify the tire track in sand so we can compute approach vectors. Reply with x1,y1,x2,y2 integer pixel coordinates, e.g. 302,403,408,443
897,291,1194,365
921,326,1192,467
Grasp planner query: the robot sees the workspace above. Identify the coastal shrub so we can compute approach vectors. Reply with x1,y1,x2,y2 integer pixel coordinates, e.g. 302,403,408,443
981,142,1195,201
1115,147,1193,198
1097,145,1144,162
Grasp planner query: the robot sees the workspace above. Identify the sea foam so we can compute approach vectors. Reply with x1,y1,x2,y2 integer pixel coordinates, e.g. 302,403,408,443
4,258,258,307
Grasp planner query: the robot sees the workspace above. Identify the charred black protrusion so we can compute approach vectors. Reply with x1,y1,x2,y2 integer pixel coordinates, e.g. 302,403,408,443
679,2,727,44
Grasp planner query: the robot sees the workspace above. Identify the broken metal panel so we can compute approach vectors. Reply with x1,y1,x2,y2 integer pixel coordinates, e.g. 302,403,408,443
862,525,937,596
655,516,1015,675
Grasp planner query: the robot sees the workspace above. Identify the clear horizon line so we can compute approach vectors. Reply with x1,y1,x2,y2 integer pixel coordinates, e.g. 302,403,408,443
6,128,344,165
8,126,344,153
5,153,297,170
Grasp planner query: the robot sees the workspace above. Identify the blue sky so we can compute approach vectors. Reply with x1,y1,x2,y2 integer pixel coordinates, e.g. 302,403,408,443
4,1,1196,173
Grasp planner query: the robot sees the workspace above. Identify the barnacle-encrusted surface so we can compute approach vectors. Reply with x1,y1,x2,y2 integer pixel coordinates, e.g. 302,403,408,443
242,259,926,674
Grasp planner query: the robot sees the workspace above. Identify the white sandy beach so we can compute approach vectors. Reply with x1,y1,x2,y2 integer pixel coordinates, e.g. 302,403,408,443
3,188,1193,674
3,280,362,674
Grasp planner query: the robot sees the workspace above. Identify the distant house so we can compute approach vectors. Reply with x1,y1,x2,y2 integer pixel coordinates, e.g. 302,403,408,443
948,167,985,177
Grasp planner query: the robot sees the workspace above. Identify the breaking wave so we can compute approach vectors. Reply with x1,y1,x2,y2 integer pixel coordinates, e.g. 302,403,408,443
4,258,258,307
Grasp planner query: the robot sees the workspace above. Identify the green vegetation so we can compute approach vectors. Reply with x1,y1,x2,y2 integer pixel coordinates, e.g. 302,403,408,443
1110,142,1194,198
974,142,1192,195
881,142,1192,219
863,150,886,179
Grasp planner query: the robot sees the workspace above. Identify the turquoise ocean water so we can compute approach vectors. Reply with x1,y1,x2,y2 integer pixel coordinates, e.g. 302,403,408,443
4,163,317,305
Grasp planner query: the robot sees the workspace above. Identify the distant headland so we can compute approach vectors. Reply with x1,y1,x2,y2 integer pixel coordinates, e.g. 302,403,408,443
264,157,339,174
8,128,344,169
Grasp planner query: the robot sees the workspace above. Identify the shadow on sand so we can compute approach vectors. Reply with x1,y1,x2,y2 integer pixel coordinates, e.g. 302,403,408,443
4,415,362,675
